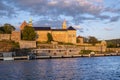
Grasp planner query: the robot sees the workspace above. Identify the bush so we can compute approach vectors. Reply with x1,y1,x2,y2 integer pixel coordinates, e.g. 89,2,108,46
47,33,53,43
58,42,73,45
80,50,92,54
36,41,49,44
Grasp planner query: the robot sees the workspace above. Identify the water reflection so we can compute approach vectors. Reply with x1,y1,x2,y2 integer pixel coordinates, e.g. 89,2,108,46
0,56,120,80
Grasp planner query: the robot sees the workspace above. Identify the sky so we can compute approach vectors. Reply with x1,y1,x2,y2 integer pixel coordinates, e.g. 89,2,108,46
0,0,120,40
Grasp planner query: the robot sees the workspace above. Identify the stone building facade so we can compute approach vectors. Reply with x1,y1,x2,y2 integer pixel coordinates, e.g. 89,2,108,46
20,20,76,44
34,27,76,44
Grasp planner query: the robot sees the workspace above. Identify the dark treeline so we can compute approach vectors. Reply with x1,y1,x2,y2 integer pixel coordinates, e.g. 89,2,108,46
106,39,120,48
0,23,15,34
83,36,99,46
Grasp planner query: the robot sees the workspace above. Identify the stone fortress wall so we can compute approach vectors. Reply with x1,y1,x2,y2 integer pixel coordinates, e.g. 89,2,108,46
11,31,21,42
0,34,11,41
36,30,76,44
0,31,20,42
36,30,51,42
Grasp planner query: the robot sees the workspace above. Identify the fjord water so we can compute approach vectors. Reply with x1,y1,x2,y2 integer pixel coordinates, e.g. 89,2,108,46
0,56,120,80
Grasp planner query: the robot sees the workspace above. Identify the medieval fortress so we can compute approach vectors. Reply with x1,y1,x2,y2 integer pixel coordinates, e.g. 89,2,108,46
0,20,107,52
0,20,76,44
20,20,76,44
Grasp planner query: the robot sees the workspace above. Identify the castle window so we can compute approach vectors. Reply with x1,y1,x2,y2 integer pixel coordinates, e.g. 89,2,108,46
71,34,75,37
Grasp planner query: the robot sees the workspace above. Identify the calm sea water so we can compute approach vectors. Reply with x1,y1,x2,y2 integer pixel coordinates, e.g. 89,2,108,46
0,56,120,80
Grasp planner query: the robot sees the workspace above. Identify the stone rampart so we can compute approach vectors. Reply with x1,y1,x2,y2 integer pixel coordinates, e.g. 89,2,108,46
78,45,107,52
11,31,21,42
0,34,11,41
19,41,36,49
106,48,120,52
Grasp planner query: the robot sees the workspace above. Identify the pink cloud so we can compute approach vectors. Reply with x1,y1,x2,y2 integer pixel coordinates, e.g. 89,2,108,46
104,27,113,31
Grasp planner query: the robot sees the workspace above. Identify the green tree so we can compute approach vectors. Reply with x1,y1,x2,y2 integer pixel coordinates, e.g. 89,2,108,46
47,33,53,43
76,38,80,43
2,23,15,34
88,36,98,46
21,26,36,40
0,27,4,33
107,42,116,48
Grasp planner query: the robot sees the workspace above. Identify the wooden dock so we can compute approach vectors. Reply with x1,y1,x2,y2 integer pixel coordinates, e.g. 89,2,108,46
36,56,50,59
14,56,28,60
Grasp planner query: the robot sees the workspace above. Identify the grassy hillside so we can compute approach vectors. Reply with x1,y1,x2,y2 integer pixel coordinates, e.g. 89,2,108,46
0,40,19,52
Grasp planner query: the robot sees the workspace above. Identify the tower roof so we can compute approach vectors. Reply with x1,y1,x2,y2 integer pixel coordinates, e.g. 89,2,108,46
67,26,76,30
62,19,67,29
20,21,27,30
28,18,33,27
77,36,83,38
52,29,67,31
33,27,51,30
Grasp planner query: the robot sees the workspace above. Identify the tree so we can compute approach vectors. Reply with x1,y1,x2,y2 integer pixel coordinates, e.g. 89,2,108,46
3,23,15,33
88,36,98,46
47,33,53,43
0,23,15,34
76,38,80,43
107,42,116,48
0,27,4,33
21,26,36,40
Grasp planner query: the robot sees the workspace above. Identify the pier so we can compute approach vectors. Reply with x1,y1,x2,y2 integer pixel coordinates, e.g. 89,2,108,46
0,53,120,61
0,49,120,61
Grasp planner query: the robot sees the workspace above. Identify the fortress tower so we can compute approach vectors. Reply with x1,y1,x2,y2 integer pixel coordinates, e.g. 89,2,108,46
28,18,33,27
62,19,67,29
20,19,33,31
20,21,27,31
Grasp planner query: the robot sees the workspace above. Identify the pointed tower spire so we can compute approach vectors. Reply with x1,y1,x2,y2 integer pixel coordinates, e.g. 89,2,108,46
62,19,67,29
29,18,33,27
20,20,27,31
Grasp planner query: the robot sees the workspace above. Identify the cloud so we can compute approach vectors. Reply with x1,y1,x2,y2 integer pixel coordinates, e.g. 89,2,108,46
34,19,63,28
74,25,81,29
110,16,120,22
104,27,113,31
73,25,84,32
0,0,120,26
0,0,16,17
6,0,104,16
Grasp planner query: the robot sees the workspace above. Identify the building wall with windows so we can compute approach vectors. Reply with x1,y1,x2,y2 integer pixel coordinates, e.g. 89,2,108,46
18,20,77,44
34,28,76,44
35,30,51,42
51,30,68,43
67,30,76,44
